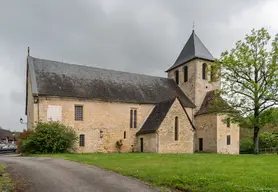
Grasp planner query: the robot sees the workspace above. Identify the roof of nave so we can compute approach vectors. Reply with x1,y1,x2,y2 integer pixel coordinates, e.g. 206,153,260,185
27,56,195,108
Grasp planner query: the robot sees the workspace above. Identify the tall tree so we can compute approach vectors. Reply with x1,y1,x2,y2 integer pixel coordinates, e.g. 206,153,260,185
214,28,278,154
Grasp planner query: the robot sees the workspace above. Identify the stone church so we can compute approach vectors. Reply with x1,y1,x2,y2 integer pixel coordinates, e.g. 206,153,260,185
25,31,239,154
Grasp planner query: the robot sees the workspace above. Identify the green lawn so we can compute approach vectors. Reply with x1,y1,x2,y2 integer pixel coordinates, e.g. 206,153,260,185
0,164,13,192
40,153,278,192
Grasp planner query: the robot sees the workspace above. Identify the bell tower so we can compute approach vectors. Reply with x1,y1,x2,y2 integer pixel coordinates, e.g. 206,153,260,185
166,30,220,112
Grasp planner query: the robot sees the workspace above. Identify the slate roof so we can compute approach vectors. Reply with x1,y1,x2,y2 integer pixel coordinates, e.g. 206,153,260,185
136,98,175,135
27,56,195,108
166,31,214,72
195,90,232,116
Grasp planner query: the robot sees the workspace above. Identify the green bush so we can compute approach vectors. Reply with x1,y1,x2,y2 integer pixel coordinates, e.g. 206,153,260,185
240,138,253,154
20,122,77,154
259,132,278,148
240,132,278,154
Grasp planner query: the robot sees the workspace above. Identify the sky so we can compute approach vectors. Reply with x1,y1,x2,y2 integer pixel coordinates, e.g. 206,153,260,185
0,0,278,131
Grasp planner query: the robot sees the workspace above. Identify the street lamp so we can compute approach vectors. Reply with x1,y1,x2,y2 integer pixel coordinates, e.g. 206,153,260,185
19,118,27,124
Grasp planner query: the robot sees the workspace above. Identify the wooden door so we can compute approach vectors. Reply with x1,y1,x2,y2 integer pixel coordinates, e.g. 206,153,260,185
140,138,143,152
199,138,203,151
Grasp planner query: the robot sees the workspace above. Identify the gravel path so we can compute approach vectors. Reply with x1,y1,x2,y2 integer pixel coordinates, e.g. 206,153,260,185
0,155,157,192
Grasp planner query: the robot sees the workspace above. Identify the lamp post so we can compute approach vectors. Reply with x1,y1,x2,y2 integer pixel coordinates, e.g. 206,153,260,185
19,118,27,124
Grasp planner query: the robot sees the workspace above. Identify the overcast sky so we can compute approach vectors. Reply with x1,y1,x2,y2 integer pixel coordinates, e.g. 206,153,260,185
0,0,278,131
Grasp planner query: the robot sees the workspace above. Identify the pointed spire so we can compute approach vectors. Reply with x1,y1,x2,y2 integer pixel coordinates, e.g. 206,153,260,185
166,31,214,72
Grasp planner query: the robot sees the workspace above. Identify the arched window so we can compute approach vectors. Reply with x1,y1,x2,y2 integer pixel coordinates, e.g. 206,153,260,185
130,109,137,128
184,66,188,82
79,134,85,147
134,109,137,128
175,70,179,85
174,116,179,141
202,63,207,80
130,109,133,128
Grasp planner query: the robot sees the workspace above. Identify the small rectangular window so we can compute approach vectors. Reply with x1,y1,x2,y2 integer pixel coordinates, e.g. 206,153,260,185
130,109,133,128
79,134,85,147
227,118,231,128
47,105,62,122
124,131,126,139
75,105,83,121
134,110,137,128
227,135,231,145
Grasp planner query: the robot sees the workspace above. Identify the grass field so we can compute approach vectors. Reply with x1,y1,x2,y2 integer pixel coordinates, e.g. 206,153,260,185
40,153,278,192
0,164,13,192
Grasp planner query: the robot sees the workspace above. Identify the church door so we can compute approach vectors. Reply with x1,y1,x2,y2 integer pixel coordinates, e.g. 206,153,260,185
140,138,144,152
199,138,203,151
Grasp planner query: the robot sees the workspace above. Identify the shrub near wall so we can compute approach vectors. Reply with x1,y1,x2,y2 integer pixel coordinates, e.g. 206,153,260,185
17,130,34,153
240,138,253,154
20,122,77,154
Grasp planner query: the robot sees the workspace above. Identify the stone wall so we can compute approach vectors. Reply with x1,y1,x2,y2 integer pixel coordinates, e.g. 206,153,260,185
217,115,240,154
158,99,194,153
137,133,157,153
194,59,220,111
168,59,196,104
36,97,154,153
27,72,36,130
167,59,220,112
195,114,217,152
184,107,194,122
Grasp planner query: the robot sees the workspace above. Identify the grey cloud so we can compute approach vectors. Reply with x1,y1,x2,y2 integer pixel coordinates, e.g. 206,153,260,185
0,0,275,131
10,91,25,105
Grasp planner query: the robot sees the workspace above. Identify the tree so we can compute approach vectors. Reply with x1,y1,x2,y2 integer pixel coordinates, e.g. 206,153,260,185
214,28,278,154
240,107,278,130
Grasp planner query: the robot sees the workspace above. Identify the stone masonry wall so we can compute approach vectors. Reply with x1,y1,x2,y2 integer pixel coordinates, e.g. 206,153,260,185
195,114,217,152
37,97,154,153
158,99,194,153
167,59,220,112
194,59,220,112
137,133,157,153
27,72,34,130
168,60,196,104
217,115,240,154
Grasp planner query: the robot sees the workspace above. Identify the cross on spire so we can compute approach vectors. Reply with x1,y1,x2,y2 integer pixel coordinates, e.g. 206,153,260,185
192,22,195,31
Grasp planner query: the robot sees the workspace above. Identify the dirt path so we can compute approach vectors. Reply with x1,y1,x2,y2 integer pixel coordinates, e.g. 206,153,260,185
0,155,157,192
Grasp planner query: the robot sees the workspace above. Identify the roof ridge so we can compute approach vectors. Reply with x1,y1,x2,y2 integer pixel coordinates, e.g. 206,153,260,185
193,32,213,58
136,98,176,136
29,56,169,80
29,56,195,108
156,97,176,105
192,31,196,57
